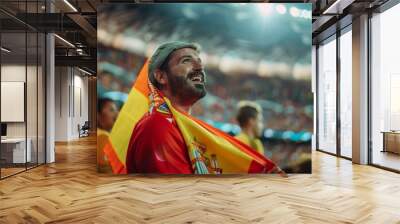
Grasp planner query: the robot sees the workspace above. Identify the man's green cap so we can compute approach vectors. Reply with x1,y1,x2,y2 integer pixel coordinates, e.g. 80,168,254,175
148,41,199,78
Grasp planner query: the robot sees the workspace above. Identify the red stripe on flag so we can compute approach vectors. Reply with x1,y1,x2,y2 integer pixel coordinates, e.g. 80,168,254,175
133,60,150,96
103,142,127,174
248,160,267,173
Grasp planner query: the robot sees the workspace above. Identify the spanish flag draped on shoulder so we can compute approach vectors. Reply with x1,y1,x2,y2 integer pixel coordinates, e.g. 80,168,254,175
101,60,278,174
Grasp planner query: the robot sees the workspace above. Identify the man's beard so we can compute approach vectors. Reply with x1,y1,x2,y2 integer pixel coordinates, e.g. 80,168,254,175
167,70,207,105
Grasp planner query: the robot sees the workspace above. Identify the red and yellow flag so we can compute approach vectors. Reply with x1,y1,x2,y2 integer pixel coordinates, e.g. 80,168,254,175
101,60,277,174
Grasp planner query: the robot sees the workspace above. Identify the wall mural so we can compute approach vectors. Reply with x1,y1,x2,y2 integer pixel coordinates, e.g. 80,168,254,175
97,3,312,175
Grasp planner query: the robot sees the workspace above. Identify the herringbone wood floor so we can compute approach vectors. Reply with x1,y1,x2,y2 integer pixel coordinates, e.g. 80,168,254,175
0,136,399,224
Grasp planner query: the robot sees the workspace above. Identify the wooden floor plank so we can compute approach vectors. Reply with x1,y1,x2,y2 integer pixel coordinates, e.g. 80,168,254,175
0,136,399,223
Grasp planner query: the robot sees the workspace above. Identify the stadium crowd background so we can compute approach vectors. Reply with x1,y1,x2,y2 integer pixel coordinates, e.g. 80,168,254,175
98,3,313,173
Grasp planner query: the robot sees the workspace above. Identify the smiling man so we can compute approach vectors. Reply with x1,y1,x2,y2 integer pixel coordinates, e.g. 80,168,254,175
125,41,206,174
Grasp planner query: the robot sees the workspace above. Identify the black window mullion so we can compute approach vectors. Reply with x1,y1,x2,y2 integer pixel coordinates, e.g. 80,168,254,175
367,11,373,165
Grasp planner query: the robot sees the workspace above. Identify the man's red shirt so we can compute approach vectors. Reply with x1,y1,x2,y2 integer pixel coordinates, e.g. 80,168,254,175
125,110,194,174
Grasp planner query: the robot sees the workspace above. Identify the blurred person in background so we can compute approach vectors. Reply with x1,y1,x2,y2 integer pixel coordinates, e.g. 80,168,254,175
235,101,265,155
98,98,119,132
97,98,119,173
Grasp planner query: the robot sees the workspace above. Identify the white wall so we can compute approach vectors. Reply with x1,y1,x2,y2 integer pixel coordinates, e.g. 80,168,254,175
55,67,69,141
1,64,46,164
72,73,89,138
55,67,89,141
0,65,40,138
1,65,26,81
1,65,26,139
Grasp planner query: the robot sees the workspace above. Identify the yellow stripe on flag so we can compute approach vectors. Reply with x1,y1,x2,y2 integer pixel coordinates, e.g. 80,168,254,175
109,88,149,166
104,61,150,173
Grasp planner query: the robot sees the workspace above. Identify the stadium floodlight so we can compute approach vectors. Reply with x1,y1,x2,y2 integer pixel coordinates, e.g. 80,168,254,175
290,7,300,17
276,4,287,15
258,4,272,17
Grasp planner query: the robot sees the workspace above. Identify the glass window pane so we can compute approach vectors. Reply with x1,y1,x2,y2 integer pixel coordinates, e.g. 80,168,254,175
38,33,45,165
27,31,38,168
340,29,352,158
1,1,46,179
317,37,337,154
1,30,27,177
371,4,400,171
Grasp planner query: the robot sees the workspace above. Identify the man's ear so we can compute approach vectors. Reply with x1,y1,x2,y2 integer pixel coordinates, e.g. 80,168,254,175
154,69,168,86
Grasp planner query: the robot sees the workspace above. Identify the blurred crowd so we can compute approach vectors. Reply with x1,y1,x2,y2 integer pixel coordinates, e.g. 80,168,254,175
98,47,313,133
